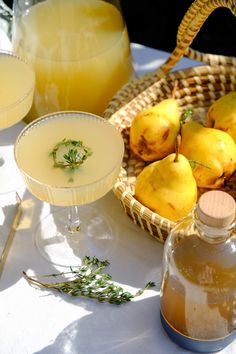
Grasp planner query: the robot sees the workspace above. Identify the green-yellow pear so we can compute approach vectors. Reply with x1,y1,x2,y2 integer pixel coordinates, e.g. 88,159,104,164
180,121,236,189
135,153,197,222
130,98,180,161
207,92,236,143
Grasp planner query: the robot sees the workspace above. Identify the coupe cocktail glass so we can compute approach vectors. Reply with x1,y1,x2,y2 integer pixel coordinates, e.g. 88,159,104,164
0,51,35,194
14,111,124,266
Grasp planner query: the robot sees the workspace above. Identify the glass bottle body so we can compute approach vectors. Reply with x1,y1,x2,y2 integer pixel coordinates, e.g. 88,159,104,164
160,212,236,352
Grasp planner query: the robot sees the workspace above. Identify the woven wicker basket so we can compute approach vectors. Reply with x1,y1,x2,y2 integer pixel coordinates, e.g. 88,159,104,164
104,0,236,243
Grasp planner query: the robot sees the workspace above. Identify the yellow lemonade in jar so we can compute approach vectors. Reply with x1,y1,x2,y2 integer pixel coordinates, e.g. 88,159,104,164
12,0,133,122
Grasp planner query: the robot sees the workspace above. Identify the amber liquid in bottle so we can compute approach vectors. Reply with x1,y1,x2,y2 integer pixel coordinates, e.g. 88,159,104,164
161,233,236,339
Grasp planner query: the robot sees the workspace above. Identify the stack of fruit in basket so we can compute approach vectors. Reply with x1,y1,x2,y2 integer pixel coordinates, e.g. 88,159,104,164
130,86,236,222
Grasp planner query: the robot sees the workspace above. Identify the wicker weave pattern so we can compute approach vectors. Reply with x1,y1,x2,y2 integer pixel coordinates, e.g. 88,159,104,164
105,0,236,242
178,0,236,66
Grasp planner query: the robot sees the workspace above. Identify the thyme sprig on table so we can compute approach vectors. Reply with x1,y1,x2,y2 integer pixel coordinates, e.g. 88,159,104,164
23,256,155,305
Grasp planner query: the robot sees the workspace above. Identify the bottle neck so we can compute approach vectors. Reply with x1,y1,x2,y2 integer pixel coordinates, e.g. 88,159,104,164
193,208,236,244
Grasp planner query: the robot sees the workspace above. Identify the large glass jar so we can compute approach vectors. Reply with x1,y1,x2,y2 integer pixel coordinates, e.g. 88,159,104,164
160,190,236,352
11,0,134,122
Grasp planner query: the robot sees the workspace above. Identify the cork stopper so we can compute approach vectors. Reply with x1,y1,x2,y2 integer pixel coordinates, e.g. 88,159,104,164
196,191,236,228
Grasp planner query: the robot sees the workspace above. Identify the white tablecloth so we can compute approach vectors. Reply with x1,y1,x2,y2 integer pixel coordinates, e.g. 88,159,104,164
1,29,235,353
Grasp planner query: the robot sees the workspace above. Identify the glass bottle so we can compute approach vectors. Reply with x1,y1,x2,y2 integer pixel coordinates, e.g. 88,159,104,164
160,190,236,352
10,0,134,122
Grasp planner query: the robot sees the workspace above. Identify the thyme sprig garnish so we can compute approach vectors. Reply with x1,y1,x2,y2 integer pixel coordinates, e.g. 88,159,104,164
50,138,92,182
23,256,155,305
50,138,92,170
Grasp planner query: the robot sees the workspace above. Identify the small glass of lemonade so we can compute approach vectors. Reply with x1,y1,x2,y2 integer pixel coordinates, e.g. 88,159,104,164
0,51,35,194
14,111,124,266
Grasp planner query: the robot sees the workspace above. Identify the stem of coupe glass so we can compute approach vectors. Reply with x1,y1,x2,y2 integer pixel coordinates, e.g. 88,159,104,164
67,205,81,233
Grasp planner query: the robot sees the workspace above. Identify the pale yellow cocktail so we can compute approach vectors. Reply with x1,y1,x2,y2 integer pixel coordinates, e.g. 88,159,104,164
0,52,35,129
14,111,124,206
12,0,133,121
14,111,124,266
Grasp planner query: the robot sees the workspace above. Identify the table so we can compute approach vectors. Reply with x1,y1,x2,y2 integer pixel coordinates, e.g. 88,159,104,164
1,38,235,354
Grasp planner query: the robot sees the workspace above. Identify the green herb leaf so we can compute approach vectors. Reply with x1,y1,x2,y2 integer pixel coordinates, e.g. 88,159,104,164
23,256,155,305
180,108,194,124
50,139,92,170
189,159,211,170
50,139,92,182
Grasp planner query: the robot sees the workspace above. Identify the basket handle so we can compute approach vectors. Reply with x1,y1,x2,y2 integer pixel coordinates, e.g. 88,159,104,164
157,0,236,78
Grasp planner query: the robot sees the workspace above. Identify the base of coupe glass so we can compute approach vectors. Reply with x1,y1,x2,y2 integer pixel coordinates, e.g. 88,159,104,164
34,204,117,267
